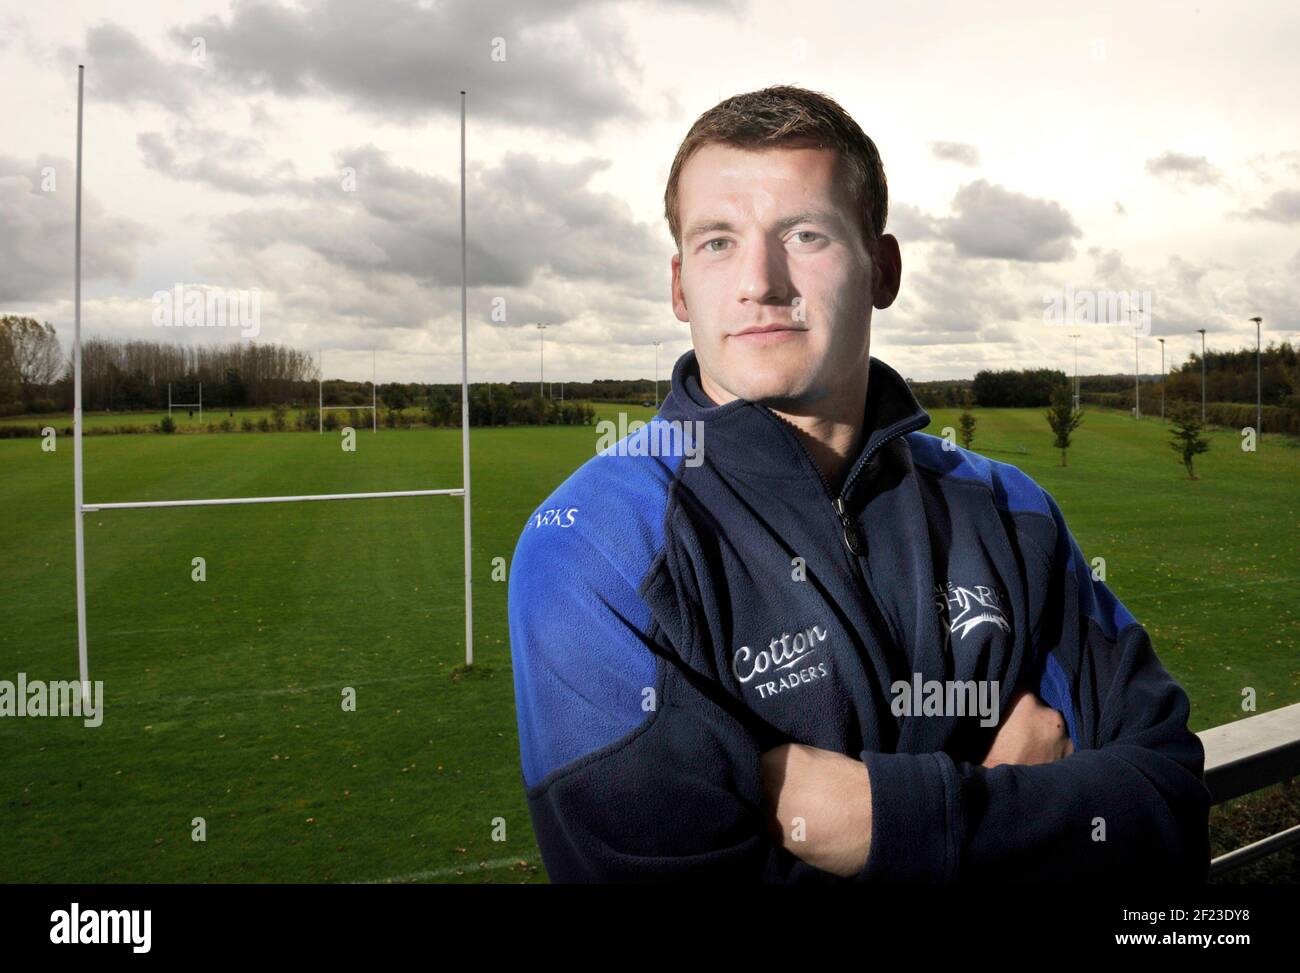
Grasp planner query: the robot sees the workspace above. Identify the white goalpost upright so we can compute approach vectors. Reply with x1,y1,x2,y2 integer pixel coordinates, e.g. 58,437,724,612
70,70,476,688
72,65,88,695
167,382,202,421
317,348,378,434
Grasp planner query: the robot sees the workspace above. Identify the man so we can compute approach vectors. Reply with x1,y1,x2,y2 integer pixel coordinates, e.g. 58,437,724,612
507,85,1211,882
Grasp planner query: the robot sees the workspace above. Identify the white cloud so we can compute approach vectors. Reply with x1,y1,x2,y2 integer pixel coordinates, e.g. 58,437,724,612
6,0,1296,381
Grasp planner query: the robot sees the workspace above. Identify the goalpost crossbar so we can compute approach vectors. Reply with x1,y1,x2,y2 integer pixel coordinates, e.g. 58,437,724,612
82,488,464,512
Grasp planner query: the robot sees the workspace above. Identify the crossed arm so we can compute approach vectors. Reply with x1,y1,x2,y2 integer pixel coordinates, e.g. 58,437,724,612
761,687,1075,877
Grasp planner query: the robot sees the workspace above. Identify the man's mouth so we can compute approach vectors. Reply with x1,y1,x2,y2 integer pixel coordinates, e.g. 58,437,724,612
730,323,807,344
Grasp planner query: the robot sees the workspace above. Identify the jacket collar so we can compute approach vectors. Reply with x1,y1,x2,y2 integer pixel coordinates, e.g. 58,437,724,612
657,347,931,504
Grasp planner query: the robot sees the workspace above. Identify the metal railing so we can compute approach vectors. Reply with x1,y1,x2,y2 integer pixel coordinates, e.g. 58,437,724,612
1200,702,1300,878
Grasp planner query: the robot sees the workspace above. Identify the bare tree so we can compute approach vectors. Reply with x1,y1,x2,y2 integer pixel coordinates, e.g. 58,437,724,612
0,316,65,403
0,322,17,402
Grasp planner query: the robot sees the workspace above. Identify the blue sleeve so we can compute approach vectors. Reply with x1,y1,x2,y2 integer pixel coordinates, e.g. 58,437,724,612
508,501,855,883
858,487,1211,882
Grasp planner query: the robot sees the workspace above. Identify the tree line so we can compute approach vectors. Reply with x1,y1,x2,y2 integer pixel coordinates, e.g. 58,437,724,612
908,342,1300,419
0,316,659,417
4,314,1297,426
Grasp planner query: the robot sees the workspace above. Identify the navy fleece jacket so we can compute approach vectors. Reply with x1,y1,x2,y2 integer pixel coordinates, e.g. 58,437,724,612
507,348,1211,883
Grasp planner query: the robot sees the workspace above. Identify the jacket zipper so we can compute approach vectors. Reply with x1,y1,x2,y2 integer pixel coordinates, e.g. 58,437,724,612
771,410,929,650
774,411,929,557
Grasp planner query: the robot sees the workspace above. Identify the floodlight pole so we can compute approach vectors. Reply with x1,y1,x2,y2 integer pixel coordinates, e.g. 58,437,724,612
1128,307,1141,421
654,340,662,407
1196,329,1207,422
1068,334,1079,412
372,348,378,433
535,323,548,399
73,64,89,695
1157,338,1166,422
460,90,474,668
1251,316,1262,441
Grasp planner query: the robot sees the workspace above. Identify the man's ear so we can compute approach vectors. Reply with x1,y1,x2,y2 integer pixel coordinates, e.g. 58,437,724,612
671,251,690,323
871,233,902,310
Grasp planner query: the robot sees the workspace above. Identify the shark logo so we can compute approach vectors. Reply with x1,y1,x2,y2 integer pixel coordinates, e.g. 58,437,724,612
935,581,1011,649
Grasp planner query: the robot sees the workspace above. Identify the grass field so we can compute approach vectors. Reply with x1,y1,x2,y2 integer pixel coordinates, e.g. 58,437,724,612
0,403,1296,882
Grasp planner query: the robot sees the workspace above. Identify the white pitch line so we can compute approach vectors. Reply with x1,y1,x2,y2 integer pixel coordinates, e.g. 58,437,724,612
1121,575,1300,601
132,672,439,707
354,856,535,884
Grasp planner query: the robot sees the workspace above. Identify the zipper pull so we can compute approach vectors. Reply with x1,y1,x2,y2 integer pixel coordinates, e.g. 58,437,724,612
833,496,864,556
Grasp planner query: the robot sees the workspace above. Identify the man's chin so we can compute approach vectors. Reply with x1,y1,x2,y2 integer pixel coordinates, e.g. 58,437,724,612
699,346,820,404
725,375,813,406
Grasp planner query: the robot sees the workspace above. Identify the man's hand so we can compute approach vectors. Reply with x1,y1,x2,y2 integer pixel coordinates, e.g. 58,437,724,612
760,743,872,877
979,687,1074,768
759,690,1072,876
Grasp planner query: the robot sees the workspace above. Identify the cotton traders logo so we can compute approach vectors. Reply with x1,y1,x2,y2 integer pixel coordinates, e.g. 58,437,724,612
731,624,832,700
935,581,1011,647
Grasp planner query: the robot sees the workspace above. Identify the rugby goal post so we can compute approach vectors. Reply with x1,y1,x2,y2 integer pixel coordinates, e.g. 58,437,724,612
70,68,476,698
167,382,202,421
318,348,378,434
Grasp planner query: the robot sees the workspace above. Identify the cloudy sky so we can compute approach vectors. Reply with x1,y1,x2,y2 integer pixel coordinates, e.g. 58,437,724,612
2,0,1297,383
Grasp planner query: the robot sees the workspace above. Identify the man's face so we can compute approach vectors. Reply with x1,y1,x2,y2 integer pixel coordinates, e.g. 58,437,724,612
670,143,900,409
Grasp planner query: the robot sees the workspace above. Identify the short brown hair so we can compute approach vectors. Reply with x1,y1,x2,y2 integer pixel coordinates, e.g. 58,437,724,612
663,84,888,256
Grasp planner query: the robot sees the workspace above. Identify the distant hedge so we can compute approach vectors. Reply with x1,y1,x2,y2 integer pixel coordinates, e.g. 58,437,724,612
0,401,598,437
1081,393,1300,435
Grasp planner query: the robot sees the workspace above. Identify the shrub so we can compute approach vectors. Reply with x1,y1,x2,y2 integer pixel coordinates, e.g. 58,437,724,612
958,410,977,449
1045,384,1084,466
1169,401,1210,479
160,415,176,434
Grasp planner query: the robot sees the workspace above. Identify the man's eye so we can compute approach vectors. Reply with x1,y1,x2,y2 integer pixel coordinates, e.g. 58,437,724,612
704,238,730,253
792,231,823,244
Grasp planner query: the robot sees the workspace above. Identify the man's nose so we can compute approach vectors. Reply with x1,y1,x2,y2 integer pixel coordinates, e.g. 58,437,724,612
736,233,791,305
